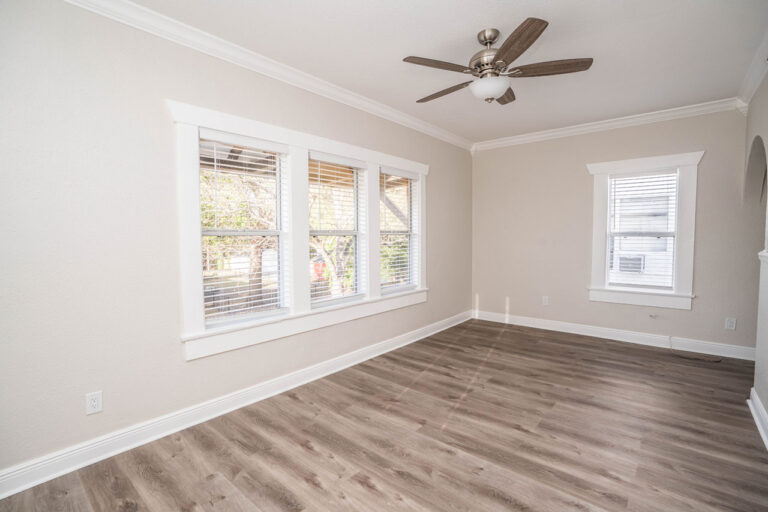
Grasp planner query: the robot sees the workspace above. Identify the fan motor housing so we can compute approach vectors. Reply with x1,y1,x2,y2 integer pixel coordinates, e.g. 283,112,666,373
470,48,500,76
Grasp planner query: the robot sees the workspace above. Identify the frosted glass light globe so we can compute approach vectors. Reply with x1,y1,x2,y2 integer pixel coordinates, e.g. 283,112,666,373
469,76,510,101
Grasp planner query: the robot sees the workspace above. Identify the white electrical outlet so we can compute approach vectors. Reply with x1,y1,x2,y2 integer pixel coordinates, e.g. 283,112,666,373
725,317,737,331
542,295,549,306
85,391,102,415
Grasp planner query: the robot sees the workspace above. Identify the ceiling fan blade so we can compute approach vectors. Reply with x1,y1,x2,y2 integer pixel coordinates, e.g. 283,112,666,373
496,87,516,105
495,17,548,67
416,81,473,103
404,56,473,74
509,58,593,77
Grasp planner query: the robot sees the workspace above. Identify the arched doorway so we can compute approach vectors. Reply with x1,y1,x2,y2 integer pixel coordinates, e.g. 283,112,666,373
748,135,768,421
745,136,767,227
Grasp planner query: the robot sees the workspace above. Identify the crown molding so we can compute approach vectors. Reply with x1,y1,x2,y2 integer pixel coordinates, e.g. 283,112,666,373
472,98,747,152
62,0,765,154
739,28,768,104
64,0,473,150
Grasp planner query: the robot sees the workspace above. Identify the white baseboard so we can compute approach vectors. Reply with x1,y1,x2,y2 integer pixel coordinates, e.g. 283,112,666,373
747,388,768,452
0,310,472,500
474,310,755,360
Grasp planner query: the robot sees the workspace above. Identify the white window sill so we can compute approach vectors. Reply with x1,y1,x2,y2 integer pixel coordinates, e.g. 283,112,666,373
182,288,428,360
310,293,366,310
381,284,418,295
588,287,692,310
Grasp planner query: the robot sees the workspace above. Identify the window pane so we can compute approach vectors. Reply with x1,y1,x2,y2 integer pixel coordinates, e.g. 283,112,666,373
608,235,674,288
380,174,411,231
309,160,356,231
200,139,279,231
607,172,677,289
309,235,357,302
381,234,411,288
202,235,280,323
609,174,677,234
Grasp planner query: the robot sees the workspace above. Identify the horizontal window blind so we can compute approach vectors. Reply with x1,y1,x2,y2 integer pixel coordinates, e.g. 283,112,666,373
607,172,677,289
308,159,358,303
199,139,283,324
380,173,413,289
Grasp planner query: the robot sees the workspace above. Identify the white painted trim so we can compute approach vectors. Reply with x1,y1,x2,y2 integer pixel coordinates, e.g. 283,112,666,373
176,123,206,334
199,128,289,155
417,175,428,290
588,151,700,310
365,162,381,299
0,310,473,500
64,0,471,150
174,103,430,357
472,98,745,151
168,100,429,176
380,166,421,181
670,337,756,361
184,289,428,360
736,99,749,116
474,310,755,360
739,28,768,105
287,146,311,315
588,288,692,310
61,0,763,150
308,151,366,170
747,387,768,452
61,0,763,151
586,151,704,175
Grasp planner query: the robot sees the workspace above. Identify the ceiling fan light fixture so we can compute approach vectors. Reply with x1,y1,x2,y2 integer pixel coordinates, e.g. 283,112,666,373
403,18,592,106
469,76,510,102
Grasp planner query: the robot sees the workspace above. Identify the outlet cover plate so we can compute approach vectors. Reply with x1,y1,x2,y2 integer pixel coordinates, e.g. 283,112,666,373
85,391,103,415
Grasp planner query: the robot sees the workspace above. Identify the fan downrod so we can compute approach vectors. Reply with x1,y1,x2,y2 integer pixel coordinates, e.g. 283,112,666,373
470,29,502,77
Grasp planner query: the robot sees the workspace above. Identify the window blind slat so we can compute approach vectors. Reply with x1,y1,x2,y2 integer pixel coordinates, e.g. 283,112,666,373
380,172,414,290
607,172,677,289
200,138,285,325
309,159,359,303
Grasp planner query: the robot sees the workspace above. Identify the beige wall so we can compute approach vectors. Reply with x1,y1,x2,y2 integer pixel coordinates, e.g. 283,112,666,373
473,109,765,348
747,75,768,408
3,0,766,475
0,1,472,469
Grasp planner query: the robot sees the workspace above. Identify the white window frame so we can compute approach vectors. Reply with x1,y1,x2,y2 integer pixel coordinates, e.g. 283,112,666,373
379,168,422,294
307,153,365,307
587,151,703,310
170,100,428,360
198,137,288,326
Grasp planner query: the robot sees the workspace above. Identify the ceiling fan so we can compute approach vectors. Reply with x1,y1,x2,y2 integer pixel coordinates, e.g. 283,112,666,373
403,18,593,105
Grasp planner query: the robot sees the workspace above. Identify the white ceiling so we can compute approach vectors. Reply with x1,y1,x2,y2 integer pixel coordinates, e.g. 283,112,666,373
134,0,768,142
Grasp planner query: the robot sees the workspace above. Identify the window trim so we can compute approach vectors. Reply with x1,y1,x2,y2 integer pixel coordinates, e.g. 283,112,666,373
169,100,428,360
587,151,703,310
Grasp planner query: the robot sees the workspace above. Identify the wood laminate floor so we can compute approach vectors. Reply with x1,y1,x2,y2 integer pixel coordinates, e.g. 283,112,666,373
2,319,767,511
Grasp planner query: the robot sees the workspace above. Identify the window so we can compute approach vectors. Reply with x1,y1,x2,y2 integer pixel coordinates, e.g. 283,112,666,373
199,139,284,325
380,173,414,290
607,173,676,289
588,151,702,309
309,159,360,304
170,101,428,359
